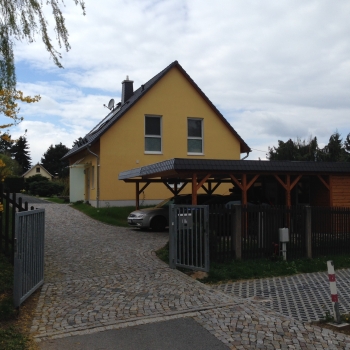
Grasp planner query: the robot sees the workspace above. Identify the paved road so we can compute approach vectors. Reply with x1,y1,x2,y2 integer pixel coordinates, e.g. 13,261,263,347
28,202,350,349
13,193,49,204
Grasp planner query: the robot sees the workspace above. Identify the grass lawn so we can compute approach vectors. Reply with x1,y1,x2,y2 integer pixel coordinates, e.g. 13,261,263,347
71,202,137,227
155,242,350,284
0,254,36,350
43,197,67,204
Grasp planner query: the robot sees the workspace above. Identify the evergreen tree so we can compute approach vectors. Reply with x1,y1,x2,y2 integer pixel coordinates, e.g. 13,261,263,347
267,136,320,161
342,132,350,162
41,143,69,178
268,132,350,162
11,136,31,172
319,132,345,162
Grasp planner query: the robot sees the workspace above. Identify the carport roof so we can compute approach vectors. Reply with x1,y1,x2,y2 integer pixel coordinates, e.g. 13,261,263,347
119,158,350,180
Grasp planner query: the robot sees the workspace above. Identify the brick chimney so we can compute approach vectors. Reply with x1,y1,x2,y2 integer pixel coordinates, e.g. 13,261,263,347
121,76,134,104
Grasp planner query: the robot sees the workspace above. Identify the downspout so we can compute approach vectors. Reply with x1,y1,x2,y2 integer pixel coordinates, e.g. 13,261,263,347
87,145,100,209
241,151,250,160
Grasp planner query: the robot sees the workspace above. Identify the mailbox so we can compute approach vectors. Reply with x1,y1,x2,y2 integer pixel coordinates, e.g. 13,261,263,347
279,228,289,242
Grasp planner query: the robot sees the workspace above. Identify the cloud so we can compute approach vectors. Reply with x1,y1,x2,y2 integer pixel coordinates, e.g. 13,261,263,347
8,0,350,165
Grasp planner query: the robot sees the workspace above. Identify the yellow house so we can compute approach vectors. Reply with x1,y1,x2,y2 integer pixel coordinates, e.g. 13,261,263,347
62,61,250,207
22,163,53,180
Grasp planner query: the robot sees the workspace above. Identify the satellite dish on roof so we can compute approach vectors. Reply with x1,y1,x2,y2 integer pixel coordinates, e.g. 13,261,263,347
103,98,115,110
107,99,114,110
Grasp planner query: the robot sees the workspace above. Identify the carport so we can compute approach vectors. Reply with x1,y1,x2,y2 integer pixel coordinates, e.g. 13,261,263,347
118,158,350,209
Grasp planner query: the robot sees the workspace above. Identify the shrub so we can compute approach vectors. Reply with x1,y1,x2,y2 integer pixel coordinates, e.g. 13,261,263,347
29,181,64,197
25,174,49,184
3,176,25,193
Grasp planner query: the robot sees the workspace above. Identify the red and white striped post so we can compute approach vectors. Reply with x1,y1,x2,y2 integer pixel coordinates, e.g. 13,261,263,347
327,260,341,323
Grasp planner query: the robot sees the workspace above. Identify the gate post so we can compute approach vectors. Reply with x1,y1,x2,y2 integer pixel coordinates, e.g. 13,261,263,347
234,205,242,260
305,206,312,259
169,205,176,269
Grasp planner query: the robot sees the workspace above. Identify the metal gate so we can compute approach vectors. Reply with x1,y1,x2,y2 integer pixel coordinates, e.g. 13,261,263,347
169,205,209,272
13,209,45,308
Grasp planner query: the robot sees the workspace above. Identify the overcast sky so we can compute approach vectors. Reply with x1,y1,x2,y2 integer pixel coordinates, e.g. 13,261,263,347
9,0,350,164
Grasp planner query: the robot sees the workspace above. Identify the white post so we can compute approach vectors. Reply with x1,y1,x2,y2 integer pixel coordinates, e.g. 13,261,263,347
281,242,287,261
327,260,341,323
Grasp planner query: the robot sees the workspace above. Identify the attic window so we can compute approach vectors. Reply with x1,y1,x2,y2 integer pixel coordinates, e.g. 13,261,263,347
145,115,162,153
187,118,203,154
36,167,40,173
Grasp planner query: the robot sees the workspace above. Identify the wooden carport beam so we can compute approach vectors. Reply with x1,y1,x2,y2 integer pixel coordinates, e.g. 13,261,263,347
317,175,330,190
274,174,302,206
202,180,222,194
317,175,332,206
229,174,259,205
163,181,189,196
191,173,211,204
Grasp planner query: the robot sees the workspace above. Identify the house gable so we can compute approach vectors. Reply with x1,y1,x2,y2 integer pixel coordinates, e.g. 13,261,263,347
63,61,250,161
63,61,251,206
99,65,245,201
22,163,53,180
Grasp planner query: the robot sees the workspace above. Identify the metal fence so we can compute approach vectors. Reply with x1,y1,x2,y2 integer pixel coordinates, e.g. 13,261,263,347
209,205,350,263
311,206,350,257
169,205,209,272
13,209,45,308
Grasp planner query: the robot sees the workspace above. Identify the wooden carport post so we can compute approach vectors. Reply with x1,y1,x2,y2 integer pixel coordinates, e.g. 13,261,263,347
191,173,211,205
274,174,302,207
135,181,150,210
229,174,260,205
136,182,139,209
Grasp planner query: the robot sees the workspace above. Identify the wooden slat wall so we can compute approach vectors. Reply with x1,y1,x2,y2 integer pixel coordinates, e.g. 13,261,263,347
332,175,350,207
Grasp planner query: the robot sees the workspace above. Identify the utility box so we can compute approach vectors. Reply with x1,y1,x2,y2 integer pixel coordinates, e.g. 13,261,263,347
279,228,289,242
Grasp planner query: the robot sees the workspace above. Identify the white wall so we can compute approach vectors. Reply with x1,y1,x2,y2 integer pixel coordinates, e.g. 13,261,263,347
69,167,85,202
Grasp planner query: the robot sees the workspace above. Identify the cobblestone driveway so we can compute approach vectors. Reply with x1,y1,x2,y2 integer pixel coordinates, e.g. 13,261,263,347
31,203,350,349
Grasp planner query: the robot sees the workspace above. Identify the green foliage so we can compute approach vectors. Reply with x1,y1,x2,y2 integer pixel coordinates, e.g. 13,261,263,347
11,136,31,173
0,153,21,178
0,327,27,350
3,176,24,193
268,136,320,161
268,132,350,162
200,255,350,283
0,0,86,90
41,143,69,178
25,174,49,191
25,174,49,184
71,202,138,227
156,242,169,263
29,181,63,197
53,177,69,196
0,132,12,155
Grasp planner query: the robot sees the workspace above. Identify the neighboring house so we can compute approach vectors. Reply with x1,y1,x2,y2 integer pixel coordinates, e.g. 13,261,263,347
62,61,250,207
22,163,53,181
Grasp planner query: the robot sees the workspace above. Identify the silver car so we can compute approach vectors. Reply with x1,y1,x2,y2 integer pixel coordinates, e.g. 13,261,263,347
127,194,219,231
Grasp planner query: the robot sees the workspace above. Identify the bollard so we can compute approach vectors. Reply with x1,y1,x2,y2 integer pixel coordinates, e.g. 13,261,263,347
327,260,341,323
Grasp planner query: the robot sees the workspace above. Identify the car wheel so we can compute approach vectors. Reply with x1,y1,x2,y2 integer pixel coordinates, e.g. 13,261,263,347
151,216,166,231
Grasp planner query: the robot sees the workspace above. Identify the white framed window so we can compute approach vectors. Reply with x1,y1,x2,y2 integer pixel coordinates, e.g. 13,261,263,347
145,115,162,153
187,118,203,154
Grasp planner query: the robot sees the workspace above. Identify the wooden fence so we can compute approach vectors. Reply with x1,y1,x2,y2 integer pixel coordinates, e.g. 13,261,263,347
209,204,350,263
